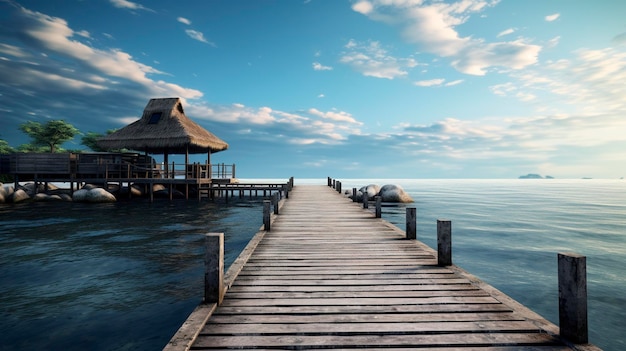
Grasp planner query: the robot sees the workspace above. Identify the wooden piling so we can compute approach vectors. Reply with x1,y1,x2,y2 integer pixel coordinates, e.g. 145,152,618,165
263,200,271,231
558,252,588,344
273,193,279,215
363,191,368,209
406,208,416,239
204,233,224,305
352,188,357,202
437,219,452,266
375,196,381,218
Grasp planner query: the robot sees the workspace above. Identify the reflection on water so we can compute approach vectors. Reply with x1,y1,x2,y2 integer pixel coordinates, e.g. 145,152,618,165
0,198,263,351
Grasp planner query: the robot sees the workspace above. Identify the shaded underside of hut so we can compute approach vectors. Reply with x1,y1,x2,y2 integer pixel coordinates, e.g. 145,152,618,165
97,98,228,156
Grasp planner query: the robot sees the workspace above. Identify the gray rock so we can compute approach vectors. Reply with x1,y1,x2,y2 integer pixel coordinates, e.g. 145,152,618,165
378,184,413,203
358,184,381,201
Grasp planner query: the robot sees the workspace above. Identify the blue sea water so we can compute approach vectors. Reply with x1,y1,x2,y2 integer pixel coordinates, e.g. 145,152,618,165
0,179,624,350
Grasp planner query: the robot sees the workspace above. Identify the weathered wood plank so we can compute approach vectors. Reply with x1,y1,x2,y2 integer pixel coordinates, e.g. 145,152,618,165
187,184,582,350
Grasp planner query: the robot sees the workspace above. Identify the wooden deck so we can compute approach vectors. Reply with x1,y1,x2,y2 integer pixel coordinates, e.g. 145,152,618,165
179,184,598,350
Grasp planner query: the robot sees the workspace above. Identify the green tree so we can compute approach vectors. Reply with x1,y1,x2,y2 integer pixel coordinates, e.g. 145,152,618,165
81,129,117,152
19,120,79,153
0,139,14,154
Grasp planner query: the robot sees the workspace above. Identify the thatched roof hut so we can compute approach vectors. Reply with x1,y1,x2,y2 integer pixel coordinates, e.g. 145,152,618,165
97,98,228,163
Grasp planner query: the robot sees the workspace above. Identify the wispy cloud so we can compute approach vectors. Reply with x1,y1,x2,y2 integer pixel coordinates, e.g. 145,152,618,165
340,39,418,79
312,62,332,71
177,17,191,25
497,28,515,38
352,0,541,76
109,0,152,12
545,13,560,22
414,78,464,87
185,29,216,46
414,78,445,87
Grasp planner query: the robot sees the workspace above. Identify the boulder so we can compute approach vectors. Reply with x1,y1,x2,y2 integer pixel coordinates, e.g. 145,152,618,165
358,184,381,201
378,184,413,203
12,189,30,203
73,187,116,203
87,188,117,203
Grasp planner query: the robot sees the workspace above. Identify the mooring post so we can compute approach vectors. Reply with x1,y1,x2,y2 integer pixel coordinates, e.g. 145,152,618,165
263,200,271,231
375,196,382,218
204,233,224,305
406,208,416,239
437,219,452,266
332,179,336,189
352,188,357,202
327,177,332,187
337,181,342,193
273,193,279,215
558,252,588,344
363,191,369,209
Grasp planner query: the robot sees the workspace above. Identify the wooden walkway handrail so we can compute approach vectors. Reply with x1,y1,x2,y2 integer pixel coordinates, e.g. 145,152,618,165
165,181,600,351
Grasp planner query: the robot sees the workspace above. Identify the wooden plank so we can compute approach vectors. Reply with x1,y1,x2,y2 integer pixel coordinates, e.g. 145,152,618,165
187,184,583,350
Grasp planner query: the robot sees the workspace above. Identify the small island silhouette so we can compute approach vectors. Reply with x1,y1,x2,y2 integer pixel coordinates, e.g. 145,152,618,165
518,174,554,179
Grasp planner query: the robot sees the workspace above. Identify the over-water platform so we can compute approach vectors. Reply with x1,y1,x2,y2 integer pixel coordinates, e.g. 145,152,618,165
166,183,600,350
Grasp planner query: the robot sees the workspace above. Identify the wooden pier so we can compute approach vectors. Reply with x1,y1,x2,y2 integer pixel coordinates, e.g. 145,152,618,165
166,183,600,350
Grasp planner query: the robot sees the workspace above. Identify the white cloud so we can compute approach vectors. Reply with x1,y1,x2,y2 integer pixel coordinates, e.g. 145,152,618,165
340,40,418,79
177,17,191,25
109,0,152,11
184,29,215,46
308,108,362,125
491,48,626,115
445,79,464,86
312,62,332,71
0,5,202,100
353,0,542,76
497,28,515,37
545,13,560,22
414,78,445,86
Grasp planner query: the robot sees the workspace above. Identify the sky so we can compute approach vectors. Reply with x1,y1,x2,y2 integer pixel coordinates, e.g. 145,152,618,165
1,0,625,179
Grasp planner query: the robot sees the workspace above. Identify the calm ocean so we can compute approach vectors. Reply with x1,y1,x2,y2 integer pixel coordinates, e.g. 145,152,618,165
1,179,624,350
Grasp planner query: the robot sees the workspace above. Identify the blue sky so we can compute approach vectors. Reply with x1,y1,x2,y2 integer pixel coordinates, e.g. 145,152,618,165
1,0,625,179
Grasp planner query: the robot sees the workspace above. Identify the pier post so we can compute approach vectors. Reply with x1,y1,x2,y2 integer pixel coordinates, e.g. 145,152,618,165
352,188,357,202
204,233,224,305
273,193,279,215
332,179,336,189
406,208,416,239
337,181,342,193
263,200,271,231
558,252,588,344
363,191,368,209
375,196,382,218
327,177,332,187
437,219,452,266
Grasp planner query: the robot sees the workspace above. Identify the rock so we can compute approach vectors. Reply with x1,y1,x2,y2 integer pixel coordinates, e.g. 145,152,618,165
12,189,30,203
59,194,73,202
0,184,12,203
34,193,64,202
72,189,89,202
378,184,413,203
358,184,381,201
73,187,116,203
153,184,166,192
87,188,116,202
130,185,143,197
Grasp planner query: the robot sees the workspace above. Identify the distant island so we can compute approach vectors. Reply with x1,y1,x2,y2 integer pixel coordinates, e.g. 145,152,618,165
519,174,554,179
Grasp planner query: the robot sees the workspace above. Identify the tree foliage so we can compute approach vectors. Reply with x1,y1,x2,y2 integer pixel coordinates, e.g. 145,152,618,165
0,139,14,154
19,120,79,153
81,129,117,152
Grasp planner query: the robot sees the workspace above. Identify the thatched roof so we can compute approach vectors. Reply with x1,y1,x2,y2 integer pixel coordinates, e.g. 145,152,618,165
97,98,228,154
